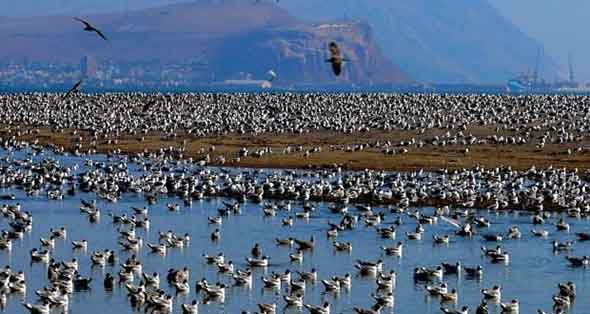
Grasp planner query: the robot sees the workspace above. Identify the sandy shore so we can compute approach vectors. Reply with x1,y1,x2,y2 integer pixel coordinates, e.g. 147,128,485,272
4,125,590,172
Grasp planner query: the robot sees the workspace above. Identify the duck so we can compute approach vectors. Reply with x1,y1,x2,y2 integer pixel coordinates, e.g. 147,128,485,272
371,292,394,306
553,240,573,252
233,269,253,286
381,242,403,256
181,300,199,314
294,236,315,250
217,261,234,274
433,235,451,244
10,279,27,293
258,303,277,314
353,304,383,314
531,228,549,237
208,216,222,225
565,255,589,267
297,268,318,282
481,245,502,256
71,240,88,250
103,273,115,290
332,241,352,252
173,280,190,294
575,232,590,241
304,302,330,314
506,226,522,239
376,271,395,290
203,283,226,299
440,289,459,302
203,252,224,264
326,227,339,238
425,283,448,296
282,216,294,227
441,306,469,314
482,234,503,242
284,294,303,307
247,256,269,267
146,243,167,255
22,301,50,314
40,236,55,248
476,301,488,314
275,237,294,246
555,218,570,231
441,262,461,275
30,248,50,262
406,231,422,240
355,259,383,275
552,294,571,308
377,226,396,239
142,272,160,287
73,274,92,290
321,277,341,291
50,227,67,239
210,228,221,241
481,285,502,299
500,299,519,313
262,274,281,289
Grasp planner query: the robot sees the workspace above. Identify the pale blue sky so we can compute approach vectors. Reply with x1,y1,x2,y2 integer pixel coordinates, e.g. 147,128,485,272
490,0,590,81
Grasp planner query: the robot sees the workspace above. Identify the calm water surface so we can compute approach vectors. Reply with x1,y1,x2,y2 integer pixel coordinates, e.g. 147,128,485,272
1,150,590,314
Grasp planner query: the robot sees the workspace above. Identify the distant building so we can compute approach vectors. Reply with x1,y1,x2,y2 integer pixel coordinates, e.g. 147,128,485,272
80,55,97,78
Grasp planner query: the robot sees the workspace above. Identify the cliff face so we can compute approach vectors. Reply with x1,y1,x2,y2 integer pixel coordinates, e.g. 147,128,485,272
212,22,409,85
0,0,410,86
279,0,560,84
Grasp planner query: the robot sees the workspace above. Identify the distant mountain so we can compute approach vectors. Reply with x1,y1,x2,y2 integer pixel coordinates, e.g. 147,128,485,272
278,0,560,84
0,0,409,86
3,0,559,84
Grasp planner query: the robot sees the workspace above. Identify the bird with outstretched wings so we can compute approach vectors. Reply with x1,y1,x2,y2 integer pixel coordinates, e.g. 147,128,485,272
74,17,108,41
62,80,83,100
326,42,348,76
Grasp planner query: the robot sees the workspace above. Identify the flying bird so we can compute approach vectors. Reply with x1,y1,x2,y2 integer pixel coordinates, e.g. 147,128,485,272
267,70,277,82
326,42,348,76
74,17,108,41
63,80,83,99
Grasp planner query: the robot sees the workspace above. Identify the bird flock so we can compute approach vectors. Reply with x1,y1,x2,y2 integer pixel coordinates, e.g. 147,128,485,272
0,93,590,164
0,136,587,314
1,5,589,314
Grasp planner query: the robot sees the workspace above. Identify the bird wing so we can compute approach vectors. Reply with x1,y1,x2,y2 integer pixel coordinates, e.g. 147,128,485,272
94,28,108,41
63,80,82,99
440,216,462,229
73,17,92,28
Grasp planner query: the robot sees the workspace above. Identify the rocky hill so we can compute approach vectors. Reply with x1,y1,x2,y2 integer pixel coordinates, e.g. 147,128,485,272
0,0,410,86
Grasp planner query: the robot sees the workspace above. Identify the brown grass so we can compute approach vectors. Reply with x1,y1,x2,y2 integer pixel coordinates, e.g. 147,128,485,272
4,126,590,171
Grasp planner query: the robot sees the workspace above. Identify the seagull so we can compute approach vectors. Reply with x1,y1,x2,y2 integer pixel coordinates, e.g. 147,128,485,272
267,70,277,82
326,42,348,76
74,17,108,41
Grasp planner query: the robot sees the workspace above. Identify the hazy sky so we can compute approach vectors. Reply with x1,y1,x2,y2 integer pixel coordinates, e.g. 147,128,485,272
490,0,590,82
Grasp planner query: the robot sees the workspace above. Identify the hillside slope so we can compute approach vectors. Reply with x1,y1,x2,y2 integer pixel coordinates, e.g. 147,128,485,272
278,0,560,83
0,0,410,86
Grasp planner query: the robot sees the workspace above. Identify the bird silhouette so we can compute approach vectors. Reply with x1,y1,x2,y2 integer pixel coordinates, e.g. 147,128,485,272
74,17,108,41
326,42,348,76
63,80,83,99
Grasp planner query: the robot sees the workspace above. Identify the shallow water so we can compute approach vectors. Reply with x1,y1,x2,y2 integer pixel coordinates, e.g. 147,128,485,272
1,150,590,314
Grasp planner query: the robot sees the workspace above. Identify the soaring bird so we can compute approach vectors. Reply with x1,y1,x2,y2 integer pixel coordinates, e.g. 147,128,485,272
63,80,83,99
267,70,277,82
74,17,108,41
326,42,347,76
